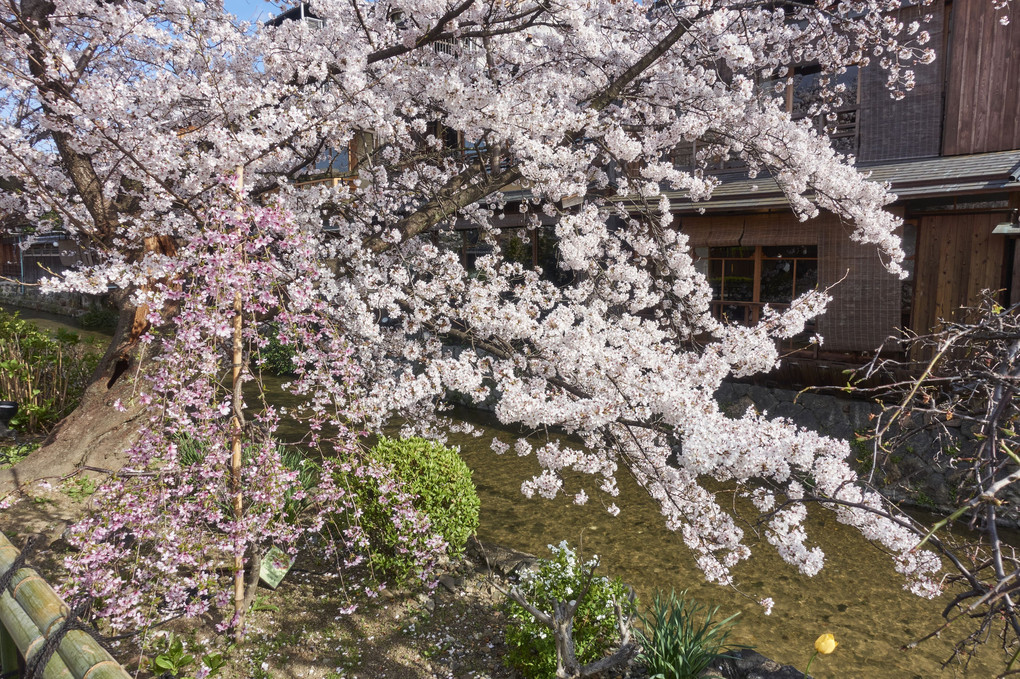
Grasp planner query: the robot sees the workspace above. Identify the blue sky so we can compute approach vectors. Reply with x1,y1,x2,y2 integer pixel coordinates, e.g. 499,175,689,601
222,0,284,23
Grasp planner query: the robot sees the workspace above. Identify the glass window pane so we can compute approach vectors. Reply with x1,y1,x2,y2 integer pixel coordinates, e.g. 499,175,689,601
794,260,818,296
835,65,859,106
760,259,794,303
791,70,824,118
721,303,750,325
901,223,917,261
693,249,709,281
722,260,754,300
763,245,816,258
537,226,573,286
500,231,532,266
709,246,754,258
435,229,462,254
708,259,723,299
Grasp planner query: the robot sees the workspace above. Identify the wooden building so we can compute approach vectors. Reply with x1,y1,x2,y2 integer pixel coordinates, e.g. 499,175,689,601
666,0,1020,379
274,0,1019,384
0,232,83,285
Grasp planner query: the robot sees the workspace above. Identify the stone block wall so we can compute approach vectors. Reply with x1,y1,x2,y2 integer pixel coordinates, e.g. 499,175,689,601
715,381,876,442
0,282,103,317
714,381,1010,523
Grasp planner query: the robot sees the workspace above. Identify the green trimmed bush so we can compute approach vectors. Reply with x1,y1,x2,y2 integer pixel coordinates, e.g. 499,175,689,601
340,436,480,585
79,307,119,333
255,323,296,375
503,541,634,678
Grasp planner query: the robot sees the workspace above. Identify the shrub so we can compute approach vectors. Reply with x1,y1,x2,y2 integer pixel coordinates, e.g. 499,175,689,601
254,323,296,376
176,436,316,522
0,441,41,469
79,307,119,333
503,541,633,679
0,311,101,432
338,436,480,585
635,589,742,679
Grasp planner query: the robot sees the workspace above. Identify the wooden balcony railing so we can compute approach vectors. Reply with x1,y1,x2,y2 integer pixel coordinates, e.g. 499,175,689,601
292,175,358,190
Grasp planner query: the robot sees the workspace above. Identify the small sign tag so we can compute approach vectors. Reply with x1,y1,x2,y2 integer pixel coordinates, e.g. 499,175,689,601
259,546,293,590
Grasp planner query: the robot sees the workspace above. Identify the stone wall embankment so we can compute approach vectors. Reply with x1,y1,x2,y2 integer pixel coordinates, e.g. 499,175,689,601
0,283,102,317
715,382,1010,523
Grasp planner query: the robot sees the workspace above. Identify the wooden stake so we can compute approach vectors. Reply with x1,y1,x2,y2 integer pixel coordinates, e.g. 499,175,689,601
231,166,246,641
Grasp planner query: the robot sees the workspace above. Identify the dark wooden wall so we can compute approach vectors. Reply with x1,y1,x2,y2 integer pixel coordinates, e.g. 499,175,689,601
912,213,1008,336
815,218,902,352
942,0,1020,155
0,241,15,281
857,0,946,162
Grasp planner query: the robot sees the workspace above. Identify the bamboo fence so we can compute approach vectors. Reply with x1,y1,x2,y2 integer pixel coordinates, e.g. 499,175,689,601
0,531,130,679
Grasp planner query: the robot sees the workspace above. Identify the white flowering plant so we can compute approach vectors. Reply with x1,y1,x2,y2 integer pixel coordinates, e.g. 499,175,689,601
503,542,634,678
4,0,1011,660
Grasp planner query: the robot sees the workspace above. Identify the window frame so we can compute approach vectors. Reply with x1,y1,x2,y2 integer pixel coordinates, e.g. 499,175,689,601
697,244,819,329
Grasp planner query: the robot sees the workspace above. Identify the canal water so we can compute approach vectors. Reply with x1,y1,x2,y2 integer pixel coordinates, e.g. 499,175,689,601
439,408,999,679
0,305,113,344
1,305,1003,676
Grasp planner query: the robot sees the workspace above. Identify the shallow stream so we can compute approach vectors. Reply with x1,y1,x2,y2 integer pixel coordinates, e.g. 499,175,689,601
439,408,999,679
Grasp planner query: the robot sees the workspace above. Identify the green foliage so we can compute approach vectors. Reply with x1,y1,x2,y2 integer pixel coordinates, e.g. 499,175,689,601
0,311,101,432
176,436,316,522
0,441,40,469
61,475,98,501
338,436,480,585
79,307,119,333
255,323,297,375
148,632,229,679
503,542,633,679
913,489,938,510
55,328,80,344
500,234,532,266
250,594,279,613
199,649,230,677
150,633,195,677
850,432,873,470
635,589,742,679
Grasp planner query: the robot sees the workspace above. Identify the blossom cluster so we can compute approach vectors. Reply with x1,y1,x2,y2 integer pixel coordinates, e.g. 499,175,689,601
61,199,447,632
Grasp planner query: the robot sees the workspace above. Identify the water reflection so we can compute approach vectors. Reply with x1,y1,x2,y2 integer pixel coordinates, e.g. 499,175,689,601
262,377,996,677
0,304,113,343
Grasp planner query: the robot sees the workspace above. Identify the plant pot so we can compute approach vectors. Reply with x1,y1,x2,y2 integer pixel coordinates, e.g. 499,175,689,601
0,401,18,428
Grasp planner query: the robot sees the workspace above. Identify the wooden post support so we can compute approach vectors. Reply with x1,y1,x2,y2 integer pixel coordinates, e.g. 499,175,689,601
231,290,245,641
231,165,247,641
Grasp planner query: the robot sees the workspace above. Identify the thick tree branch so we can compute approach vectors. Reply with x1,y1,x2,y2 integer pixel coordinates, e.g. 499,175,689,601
367,12,694,256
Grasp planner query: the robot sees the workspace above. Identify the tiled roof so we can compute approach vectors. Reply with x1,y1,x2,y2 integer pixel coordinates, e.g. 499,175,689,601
660,149,1020,213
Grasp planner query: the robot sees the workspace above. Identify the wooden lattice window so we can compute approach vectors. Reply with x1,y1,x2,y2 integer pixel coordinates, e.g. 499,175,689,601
696,245,819,326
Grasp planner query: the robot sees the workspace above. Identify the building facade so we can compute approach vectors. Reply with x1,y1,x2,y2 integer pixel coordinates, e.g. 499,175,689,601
667,0,1020,380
